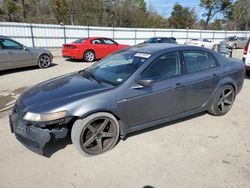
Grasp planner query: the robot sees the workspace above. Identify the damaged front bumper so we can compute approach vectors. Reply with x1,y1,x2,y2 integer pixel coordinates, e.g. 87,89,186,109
9,112,71,155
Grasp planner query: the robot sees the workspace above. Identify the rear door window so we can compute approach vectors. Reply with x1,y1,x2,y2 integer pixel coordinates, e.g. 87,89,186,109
92,39,102,44
102,39,116,45
206,53,218,68
183,51,210,73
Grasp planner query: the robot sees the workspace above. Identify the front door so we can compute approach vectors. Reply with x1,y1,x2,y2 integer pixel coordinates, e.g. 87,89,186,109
126,52,186,127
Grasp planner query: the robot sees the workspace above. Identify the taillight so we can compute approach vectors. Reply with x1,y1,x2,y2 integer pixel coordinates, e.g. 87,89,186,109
243,44,248,55
69,45,77,49
63,44,77,49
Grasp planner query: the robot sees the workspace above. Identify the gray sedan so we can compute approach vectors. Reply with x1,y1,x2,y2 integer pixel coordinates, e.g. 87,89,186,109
0,36,53,71
9,43,245,156
221,36,248,49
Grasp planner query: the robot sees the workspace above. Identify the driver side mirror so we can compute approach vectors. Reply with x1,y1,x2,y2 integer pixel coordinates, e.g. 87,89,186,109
23,46,28,51
131,79,154,89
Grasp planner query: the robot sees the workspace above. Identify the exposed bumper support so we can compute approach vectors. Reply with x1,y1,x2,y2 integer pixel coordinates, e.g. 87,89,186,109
9,113,69,155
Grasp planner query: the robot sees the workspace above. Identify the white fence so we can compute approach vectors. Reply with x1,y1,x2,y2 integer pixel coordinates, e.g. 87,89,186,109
0,22,249,48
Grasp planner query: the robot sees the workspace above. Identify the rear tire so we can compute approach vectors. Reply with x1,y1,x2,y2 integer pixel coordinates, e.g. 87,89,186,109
84,50,95,62
208,85,235,116
38,54,51,68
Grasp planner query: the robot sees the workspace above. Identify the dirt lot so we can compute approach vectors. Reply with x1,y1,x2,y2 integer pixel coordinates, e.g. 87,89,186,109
0,49,250,188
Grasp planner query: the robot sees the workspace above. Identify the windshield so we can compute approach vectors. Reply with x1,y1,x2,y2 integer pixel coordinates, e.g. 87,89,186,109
84,51,149,86
73,38,87,43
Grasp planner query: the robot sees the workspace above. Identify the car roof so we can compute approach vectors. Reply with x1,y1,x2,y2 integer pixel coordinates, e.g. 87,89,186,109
87,37,112,40
127,43,205,54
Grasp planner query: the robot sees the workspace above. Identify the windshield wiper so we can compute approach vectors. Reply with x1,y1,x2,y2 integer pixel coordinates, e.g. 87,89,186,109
79,70,102,85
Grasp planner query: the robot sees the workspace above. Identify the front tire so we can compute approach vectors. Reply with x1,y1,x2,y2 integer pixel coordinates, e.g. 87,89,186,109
84,50,95,62
38,54,51,68
208,85,235,116
71,112,120,157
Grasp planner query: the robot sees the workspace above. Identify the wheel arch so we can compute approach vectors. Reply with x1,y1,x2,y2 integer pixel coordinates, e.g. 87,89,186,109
83,49,96,58
37,53,51,65
217,77,237,94
76,109,128,138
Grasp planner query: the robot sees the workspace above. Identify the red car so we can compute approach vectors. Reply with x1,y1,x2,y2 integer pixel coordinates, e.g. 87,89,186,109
62,37,129,62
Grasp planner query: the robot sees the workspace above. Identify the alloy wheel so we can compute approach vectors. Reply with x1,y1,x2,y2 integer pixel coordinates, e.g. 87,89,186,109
85,51,95,62
39,55,51,68
217,87,234,113
80,117,119,155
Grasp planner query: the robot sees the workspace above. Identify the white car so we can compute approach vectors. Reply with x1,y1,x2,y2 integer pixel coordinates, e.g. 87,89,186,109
185,38,216,50
243,37,250,76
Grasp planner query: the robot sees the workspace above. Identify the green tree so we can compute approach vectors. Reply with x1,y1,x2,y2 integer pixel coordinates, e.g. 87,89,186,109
52,0,69,24
209,19,226,30
2,0,21,21
200,0,233,29
147,13,169,28
231,0,250,30
169,3,196,29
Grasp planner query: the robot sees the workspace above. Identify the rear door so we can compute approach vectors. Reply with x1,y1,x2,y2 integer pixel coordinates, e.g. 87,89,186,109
91,38,107,58
101,38,119,55
182,50,220,110
1,39,34,68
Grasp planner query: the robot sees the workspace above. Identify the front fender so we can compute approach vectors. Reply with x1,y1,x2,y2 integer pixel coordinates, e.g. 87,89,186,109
64,94,128,137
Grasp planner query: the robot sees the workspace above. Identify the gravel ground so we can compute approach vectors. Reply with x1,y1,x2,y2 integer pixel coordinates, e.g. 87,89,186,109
0,49,249,188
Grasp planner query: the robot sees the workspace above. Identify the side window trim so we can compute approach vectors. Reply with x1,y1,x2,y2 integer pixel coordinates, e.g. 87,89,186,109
139,51,182,82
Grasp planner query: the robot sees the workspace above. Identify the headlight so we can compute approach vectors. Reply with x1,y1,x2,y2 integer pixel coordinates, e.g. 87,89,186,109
23,111,67,122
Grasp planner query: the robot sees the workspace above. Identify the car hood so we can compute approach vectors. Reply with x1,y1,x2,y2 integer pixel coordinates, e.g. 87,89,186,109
19,72,112,111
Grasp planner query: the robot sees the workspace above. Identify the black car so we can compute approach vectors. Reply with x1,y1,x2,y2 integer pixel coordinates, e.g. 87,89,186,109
9,43,244,156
